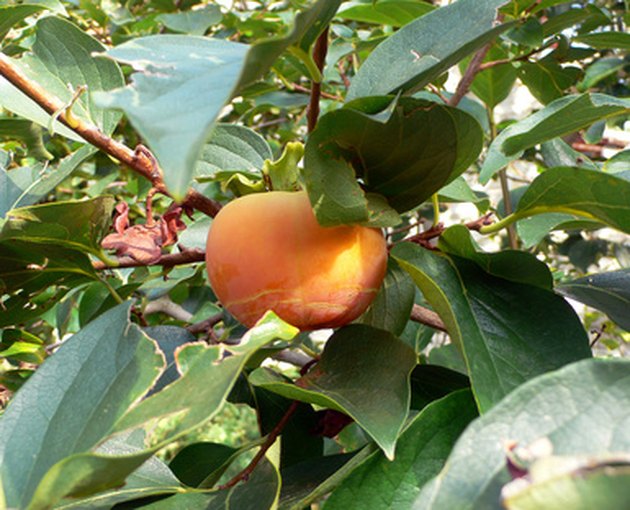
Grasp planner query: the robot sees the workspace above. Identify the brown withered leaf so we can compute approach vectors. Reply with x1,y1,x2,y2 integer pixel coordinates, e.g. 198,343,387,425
101,202,187,264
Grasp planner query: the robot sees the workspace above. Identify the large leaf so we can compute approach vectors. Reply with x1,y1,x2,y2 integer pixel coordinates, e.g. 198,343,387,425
574,31,630,50
0,196,114,257
413,358,630,509
392,231,591,413
324,390,477,510
0,145,97,217
96,0,341,200
25,314,298,508
557,269,630,332
510,167,630,235
0,303,165,510
250,324,417,459
480,94,630,183
0,16,123,139
94,35,249,201
347,0,512,99
302,97,483,225
336,0,435,27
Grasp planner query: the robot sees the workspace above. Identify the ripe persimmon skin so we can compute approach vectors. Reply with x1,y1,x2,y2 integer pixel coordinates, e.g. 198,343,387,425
205,191,388,331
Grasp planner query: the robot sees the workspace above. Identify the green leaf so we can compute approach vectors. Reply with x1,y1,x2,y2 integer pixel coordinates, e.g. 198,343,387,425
347,0,513,99
141,457,280,510
0,17,123,138
438,176,489,210
518,61,582,105
302,97,483,225
0,145,97,217
516,213,602,249
409,364,470,410
324,390,477,510
557,269,630,332
354,259,416,336
250,324,417,459
505,18,543,47
604,150,630,174
169,442,239,488
0,303,165,510
511,167,630,235
540,138,598,170
413,358,630,509
95,36,249,201
157,4,221,35
195,123,272,177
0,5,47,42
480,94,630,183
24,313,297,508
0,196,114,257
392,237,591,413
464,46,517,109
578,57,627,91
336,0,435,27
574,31,630,50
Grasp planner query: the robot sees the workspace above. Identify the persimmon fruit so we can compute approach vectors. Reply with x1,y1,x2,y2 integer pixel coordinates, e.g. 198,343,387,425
205,191,388,331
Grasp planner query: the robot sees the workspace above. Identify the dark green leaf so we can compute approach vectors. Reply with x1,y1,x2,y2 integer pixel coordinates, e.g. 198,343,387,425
354,259,415,336
348,0,512,99
303,97,483,224
0,5,47,42
250,324,417,459
0,117,52,160
557,269,630,331
578,57,627,91
392,237,591,413
414,359,630,509
325,390,477,510
169,442,238,487
409,364,470,411
0,303,165,510
518,61,582,104
464,46,517,109
540,138,598,170
574,31,630,50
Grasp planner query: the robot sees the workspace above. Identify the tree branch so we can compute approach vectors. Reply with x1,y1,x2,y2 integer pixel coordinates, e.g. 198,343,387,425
307,28,329,133
218,401,299,490
448,42,492,107
410,304,447,332
0,52,222,218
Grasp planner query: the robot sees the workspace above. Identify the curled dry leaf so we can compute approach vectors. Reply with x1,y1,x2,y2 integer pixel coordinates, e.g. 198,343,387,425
102,202,187,264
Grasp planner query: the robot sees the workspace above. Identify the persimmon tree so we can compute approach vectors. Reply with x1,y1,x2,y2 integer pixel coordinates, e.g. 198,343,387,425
0,0,629,508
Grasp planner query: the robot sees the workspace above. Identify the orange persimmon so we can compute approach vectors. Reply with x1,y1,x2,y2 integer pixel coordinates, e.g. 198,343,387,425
205,191,388,330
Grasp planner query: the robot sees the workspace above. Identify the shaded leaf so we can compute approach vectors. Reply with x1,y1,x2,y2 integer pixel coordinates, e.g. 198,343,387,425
557,269,630,331
518,61,582,105
0,5,47,42
303,97,483,225
392,235,591,413
157,5,221,35
574,31,630,51
324,390,477,510
250,324,417,459
464,46,517,109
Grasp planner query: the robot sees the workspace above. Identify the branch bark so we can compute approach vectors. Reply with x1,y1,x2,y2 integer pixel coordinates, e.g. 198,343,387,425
0,52,221,217
410,304,447,332
92,248,205,270
307,28,329,133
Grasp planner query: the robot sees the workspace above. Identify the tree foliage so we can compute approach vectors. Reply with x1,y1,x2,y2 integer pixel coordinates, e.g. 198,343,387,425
0,0,629,508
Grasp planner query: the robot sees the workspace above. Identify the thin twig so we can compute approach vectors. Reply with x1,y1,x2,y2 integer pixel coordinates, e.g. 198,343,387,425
448,43,493,107
144,297,193,322
92,248,205,270
307,28,329,133
291,82,342,101
590,324,607,349
401,213,494,247
218,401,299,490
0,52,222,218
187,312,223,334
499,169,518,249
410,304,447,332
